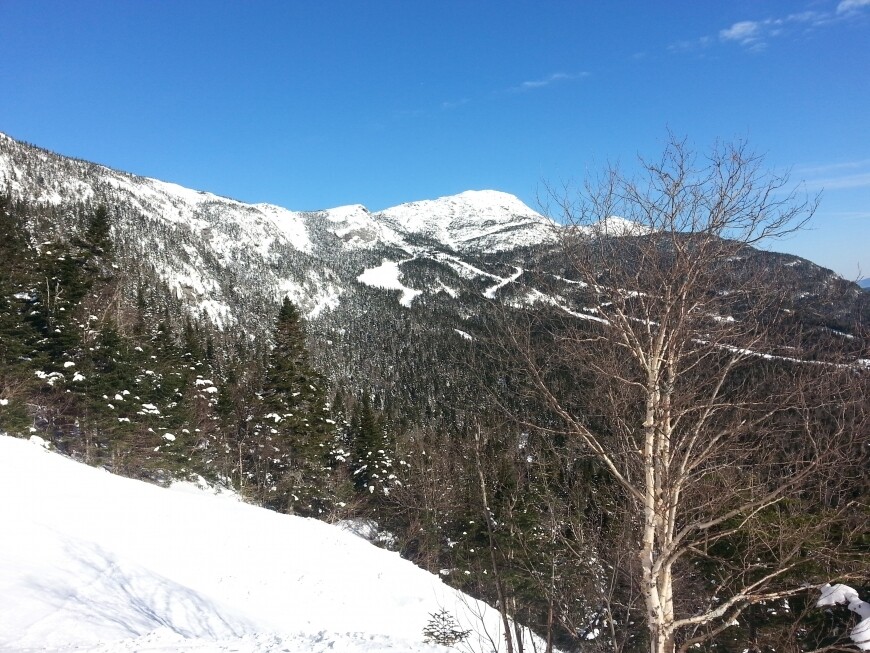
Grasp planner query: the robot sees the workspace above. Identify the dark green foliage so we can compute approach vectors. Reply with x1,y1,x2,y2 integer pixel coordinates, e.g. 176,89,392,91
84,204,112,255
349,394,392,493
0,196,225,482
245,298,333,515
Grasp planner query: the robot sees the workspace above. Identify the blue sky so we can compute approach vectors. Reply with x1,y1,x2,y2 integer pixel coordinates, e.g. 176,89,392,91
1,1,868,278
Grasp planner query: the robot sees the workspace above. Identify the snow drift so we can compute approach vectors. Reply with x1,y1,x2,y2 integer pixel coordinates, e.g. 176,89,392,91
0,435,543,652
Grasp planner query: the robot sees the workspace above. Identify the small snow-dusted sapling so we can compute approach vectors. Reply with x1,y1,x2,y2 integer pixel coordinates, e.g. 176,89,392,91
422,608,471,646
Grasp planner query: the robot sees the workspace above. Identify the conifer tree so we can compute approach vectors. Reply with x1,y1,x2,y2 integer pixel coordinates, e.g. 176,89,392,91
349,394,398,499
350,394,381,492
0,194,40,431
249,298,332,515
84,204,112,255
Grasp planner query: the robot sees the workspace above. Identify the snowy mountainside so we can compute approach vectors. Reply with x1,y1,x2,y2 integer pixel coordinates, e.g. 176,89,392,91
377,189,557,252
0,434,546,652
0,132,555,332
1,130,865,391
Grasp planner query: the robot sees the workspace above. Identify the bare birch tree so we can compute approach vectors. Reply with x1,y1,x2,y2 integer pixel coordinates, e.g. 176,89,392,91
502,137,869,653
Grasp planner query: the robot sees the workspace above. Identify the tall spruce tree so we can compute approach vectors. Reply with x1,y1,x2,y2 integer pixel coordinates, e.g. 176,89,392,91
249,298,332,515
350,394,386,494
84,204,112,255
0,194,41,432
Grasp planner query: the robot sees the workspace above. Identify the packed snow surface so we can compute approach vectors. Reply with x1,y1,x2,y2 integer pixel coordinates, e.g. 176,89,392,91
0,435,545,652
357,258,422,307
483,266,524,299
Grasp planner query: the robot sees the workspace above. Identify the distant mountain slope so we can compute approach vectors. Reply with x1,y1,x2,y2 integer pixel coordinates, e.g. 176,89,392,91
0,434,543,652
0,134,553,254
859,278,870,290
377,189,556,252
1,129,866,421
0,131,556,330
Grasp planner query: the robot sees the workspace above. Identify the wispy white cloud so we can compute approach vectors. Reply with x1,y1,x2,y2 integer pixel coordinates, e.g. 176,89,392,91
668,36,712,53
510,72,589,93
807,172,870,190
794,159,870,176
796,159,870,191
717,12,828,49
440,98,469,110
719,20,764,46
820,210,870,220
673,3,869,53
837,0,870,14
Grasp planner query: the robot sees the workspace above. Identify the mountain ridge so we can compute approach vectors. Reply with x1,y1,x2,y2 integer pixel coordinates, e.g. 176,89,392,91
1,129,863,339
0,131,553,253
0,131,563,330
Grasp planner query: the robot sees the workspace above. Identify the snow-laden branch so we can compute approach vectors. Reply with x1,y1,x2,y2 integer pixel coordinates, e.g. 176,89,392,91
817,584,870,651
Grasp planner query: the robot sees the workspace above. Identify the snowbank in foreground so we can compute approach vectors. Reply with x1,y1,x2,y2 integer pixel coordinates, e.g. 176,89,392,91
0,435,541,652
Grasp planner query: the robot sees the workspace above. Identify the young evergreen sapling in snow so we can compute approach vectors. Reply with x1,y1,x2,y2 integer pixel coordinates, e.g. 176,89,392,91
422,608,471,646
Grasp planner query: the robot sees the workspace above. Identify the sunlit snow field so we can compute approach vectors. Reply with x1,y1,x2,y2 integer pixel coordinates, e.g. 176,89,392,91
0,435,545,652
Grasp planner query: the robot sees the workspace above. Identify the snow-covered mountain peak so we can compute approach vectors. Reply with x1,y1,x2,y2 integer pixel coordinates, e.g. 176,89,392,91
586,215,651,237
322,203,370,222
378,189,540,228
376,189,557,252
445,189,541,214
0,131,559,256
0,133,566,324
317,203,408,250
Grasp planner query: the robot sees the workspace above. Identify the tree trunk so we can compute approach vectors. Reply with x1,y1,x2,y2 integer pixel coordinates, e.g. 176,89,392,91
474,426,515,653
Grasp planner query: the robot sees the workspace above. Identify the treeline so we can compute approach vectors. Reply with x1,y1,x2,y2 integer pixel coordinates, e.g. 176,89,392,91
0,195,391,517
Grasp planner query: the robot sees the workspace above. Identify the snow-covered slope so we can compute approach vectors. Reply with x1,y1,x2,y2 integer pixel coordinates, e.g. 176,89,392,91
0,133,554,260
318,203,406,250
0,132,560,326
377,190,556,252
319,191,557,253
0,435,545,652
1,131,857,342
